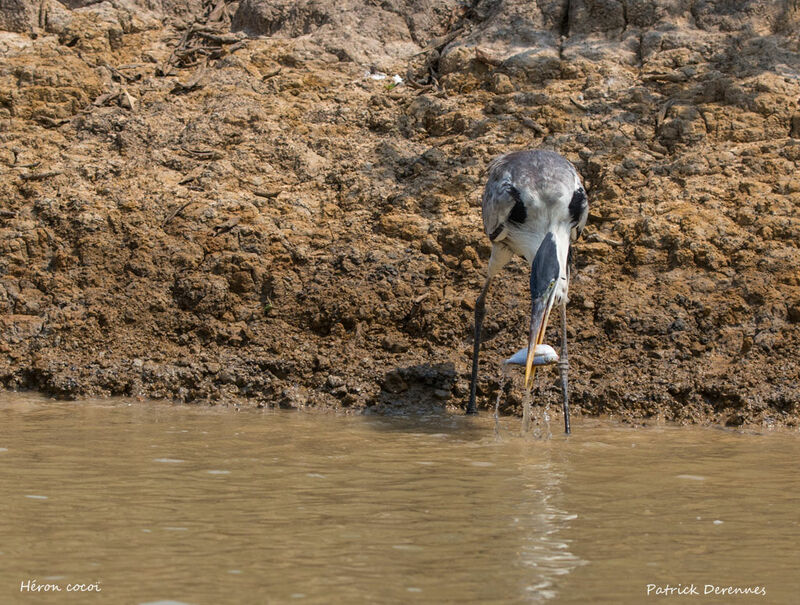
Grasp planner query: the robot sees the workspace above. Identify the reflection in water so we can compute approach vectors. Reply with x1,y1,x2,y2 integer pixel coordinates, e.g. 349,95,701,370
0,393,798,604
516,461,583,601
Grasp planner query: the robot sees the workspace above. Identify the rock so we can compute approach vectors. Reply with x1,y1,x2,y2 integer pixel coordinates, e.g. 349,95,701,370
438,45,472,75
1,0,202,34
382,370,408,394
41,0,72,35
568,0,625,34
326,374,345,388
491,73,514,94
433,388,450,400
787,302,800,324
0,314,44,343
0,0,36,33
379,212,429,241
441,0,564,82
381,336,408,353
791,112,800,139
232,0,461,67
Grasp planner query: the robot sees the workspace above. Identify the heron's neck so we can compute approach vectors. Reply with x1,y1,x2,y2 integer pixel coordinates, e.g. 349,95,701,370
521,229,566,269
527,229,569,299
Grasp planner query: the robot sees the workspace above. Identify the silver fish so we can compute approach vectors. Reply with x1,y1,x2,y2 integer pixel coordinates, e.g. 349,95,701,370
504,344,559,367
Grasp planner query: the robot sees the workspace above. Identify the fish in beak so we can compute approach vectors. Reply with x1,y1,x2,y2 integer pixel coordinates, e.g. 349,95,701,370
504,344,559,367
524,232,560,390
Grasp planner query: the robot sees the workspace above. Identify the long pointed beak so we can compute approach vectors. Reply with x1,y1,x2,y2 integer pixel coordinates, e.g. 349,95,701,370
523,231,561,391
524,294,554,390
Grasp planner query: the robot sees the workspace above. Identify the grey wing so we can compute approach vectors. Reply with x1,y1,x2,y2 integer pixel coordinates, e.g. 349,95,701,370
568,183,589,241
482,178,513,242
481,153,525,243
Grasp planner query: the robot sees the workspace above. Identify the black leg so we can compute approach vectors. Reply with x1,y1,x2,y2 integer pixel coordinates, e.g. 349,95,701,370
467,278,491,415
559,301,571,434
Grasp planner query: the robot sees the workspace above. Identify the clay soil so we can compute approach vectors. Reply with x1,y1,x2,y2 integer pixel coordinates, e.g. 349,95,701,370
1,0,799,427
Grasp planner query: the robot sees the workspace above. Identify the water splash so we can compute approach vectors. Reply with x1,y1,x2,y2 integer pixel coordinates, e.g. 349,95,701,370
494,363,513,440
541,400,553,440
521,389,532,436
494,363,555,441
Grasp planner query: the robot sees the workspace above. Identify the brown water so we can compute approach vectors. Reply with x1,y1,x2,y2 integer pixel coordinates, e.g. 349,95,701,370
1,393,798,605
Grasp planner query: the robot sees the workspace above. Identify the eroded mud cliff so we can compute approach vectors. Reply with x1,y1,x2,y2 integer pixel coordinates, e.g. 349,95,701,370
1,0,799,426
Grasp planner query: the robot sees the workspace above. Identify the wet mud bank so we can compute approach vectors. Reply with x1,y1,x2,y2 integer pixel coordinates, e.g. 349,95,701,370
1,1,799,426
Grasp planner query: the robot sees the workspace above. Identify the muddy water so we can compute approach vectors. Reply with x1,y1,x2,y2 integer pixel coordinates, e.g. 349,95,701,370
1,393,798,605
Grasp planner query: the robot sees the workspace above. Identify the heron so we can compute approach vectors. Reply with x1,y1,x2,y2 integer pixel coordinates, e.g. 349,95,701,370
467,150,588,434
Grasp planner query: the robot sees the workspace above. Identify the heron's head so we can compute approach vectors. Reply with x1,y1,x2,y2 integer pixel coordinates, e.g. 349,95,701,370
524,232,560,389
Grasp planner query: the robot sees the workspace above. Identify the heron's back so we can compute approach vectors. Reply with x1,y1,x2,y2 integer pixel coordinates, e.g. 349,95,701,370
482,150,584,260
